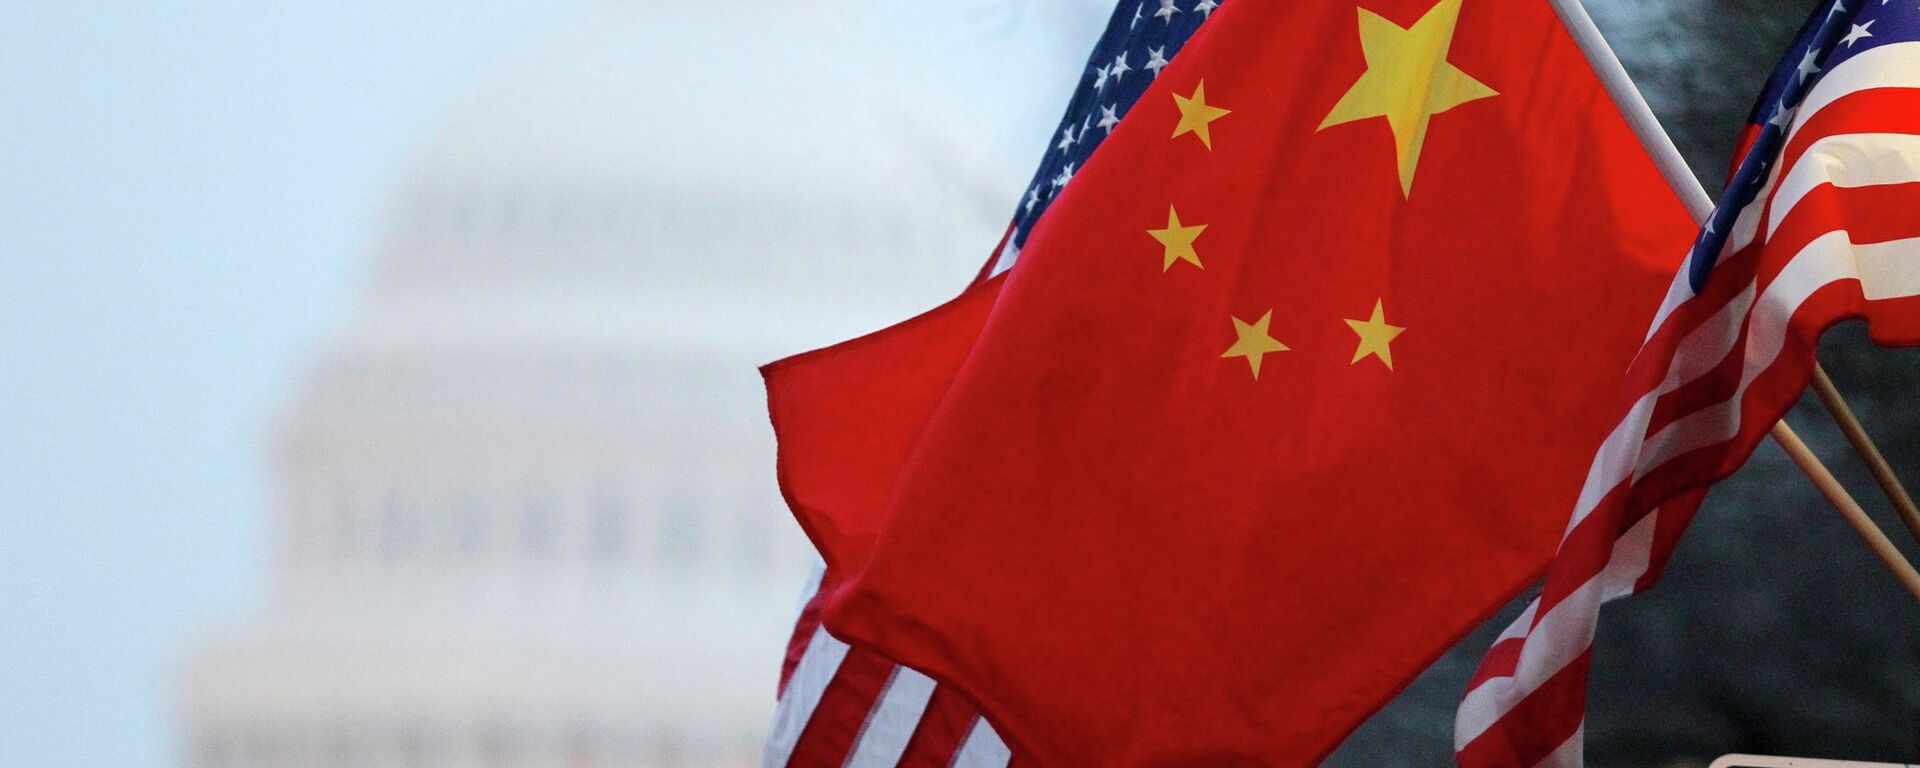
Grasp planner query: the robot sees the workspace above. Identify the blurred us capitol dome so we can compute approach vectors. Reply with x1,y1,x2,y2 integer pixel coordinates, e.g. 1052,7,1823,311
177,1,1105,766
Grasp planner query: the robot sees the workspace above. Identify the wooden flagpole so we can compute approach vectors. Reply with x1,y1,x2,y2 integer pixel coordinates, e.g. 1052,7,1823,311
1769,421,1920,603
1810,364,1920,546
1547,0,1920,603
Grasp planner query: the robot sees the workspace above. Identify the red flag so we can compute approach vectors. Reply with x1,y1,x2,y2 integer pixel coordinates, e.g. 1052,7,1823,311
768,0,1698,763
1457,3,1920,764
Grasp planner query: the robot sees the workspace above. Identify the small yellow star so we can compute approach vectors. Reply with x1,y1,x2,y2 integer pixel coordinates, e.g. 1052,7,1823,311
1317,0,1498,196
1222,310,1290,379
1171,80,1232,149
1147,206,1207,271
1344,299,1407,369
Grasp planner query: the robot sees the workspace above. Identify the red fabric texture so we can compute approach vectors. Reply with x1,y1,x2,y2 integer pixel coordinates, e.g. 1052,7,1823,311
764,277,1002,581
765,0,1701,763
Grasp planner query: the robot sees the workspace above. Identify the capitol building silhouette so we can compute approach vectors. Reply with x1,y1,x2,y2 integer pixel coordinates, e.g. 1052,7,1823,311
172,1,1101,765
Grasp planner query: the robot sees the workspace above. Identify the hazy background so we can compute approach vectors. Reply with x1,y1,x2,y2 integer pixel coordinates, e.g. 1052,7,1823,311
1,4,566,765
1338,3,1920,765
1,1,1915,767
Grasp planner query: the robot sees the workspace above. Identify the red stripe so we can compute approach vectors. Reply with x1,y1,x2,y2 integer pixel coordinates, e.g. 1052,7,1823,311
1627,439,1738,522
780,588,828,697
1643,312,1750,440
1613,245,1763,405
1728,124,1763,182
1633,184,1920,497
1864,293,1920,343
1776,87,1920,183
1622,143,1920,387
786,649,897,768
1530,486,1638,622
1462,88,1920,768
1636,490,1709,592
1632,197,1920,514
1459,279,1845,759
1632,200,1865,448
1765,183,1920,275
1628,282,1862,516
1464,634,1530,692
1455,651,1594,768
1468,285,1894,766
896,687,981,768
1461,236,1883,764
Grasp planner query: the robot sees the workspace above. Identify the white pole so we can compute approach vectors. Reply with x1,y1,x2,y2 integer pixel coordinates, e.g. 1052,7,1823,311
1541,0,1920,597
1543,0,1715,222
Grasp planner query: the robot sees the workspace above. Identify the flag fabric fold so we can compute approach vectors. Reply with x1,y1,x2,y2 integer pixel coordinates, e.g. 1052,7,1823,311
758,2,1222,763
765,0,1710,761
1456,3,1920,766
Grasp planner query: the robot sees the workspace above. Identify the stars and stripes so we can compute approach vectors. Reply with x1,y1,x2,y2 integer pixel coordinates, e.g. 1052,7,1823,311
981,0,1220,278
1455,2,1920,766
759,3,1223,767
760,564,1012,768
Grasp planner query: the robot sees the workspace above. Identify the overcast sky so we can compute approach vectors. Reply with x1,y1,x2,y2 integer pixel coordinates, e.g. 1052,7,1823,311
0,1,1746,766
0,3,567,765
0,2,1117,766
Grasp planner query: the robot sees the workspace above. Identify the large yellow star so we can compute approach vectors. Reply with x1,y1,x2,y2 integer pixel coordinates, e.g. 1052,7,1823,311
1147,206,1207,271
1317,0,1498,197
1171,80,1232,149
1344,299,1407,369
1222,310,1290,380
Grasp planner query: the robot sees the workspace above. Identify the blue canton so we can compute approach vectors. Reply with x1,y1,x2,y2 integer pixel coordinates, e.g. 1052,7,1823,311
1688,0,1920,291
989,0,1223,274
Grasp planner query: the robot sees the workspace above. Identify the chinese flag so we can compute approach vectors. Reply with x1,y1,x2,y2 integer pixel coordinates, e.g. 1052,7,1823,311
766,0,1696,763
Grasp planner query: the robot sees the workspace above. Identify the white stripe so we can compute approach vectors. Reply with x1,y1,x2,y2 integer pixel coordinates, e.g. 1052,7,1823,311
845,668,939,768
1463,231,1920,750
1491,599,1539,645
1564,408,1654,536
794,559,826,616
1769,133,1920,239
1640,231,1866,475
1465,255,1775,747
1454,513,1658,749
1686,94,1791,267
1529,723,1586,768
1598,507,1659,601
987,244,1018,278
1855,235,1920,300
761,626,854,768
1631,247,1829,478
1644,255,1698,343
1789,42,1920,138
1564,279,1755,536
1634,231,1920,474
1725,159,1782,257
949,718,1011,768
1623,286,1758,483
1661,281,1760,387
1459,38,1920,768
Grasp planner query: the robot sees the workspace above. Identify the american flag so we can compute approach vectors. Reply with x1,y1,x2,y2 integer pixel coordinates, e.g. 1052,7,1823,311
1455,2,1920,766
759,3,1221,766
979,0,1221,280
